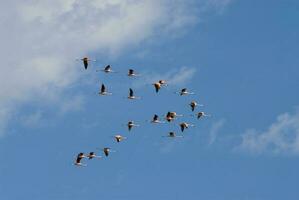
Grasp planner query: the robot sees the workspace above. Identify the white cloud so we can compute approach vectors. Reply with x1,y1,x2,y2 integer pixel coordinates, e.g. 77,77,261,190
208,119,225,145
237,108,299,155
0,0,231,136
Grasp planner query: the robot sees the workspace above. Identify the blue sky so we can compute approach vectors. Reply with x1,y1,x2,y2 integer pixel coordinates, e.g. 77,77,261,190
1,0,299,200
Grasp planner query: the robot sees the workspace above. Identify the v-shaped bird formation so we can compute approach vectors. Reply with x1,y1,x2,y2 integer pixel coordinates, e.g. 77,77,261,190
74,59,211,167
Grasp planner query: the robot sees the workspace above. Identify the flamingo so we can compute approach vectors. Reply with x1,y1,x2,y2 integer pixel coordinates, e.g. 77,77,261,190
150,114,164,123
87,152,102,160
99,84,112,95
165,115,174,122
97,65,116,73
74,152,87,166
77,57,96,70
164,131,183,138
176,88,195,96
128,88,140,99
102,147,116,157
179,122,194,132
128,69,140,77
114,135,127,143
189,101,203,112
127,121,139,131
197,112,211,119
165,111,182,122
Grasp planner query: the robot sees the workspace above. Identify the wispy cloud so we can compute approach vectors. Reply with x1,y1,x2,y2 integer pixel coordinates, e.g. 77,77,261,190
133,66,197,88
237,108,299,155
168,67,197,86
208,119,225,145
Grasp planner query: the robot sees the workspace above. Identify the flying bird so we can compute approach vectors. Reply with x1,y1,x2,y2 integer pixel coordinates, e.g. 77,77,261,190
165,111,182,122
197,112,211,119
114,135,127,143
163,131,183,138
87,152,102,160
189,101,203,112
127,121,139,131
101,148,116,157
128,88,140,99
165,116,174,122
150,114,164,123
103,148,111,157
74,152,87,166
179,122,194,132
97,65,117,73
153,82,162,93
128,69,140,77
77,57,96,70
176,88,195,96
99,84,112,95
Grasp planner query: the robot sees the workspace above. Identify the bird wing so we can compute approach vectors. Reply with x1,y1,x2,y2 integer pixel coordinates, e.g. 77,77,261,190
166,112,171,118
101,84,106,93
105,65,111,71
180,124,184,132
83,60,88,69
103,148,109,156
154,83,160,93
129,88,134,96
76,154,83,163
129,69,134,75
88,152,95,159
191,105,195,111
197,112,203,119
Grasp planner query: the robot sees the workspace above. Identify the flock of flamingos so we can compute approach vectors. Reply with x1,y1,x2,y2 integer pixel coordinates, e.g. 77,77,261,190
74,57,211,166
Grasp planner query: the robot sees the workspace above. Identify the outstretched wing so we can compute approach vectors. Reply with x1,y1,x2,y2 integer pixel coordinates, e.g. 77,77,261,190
128,123,132,131
101,84,106,93
104,65,111,71
180,124,184,132
76,153,84,163
166,112,171,118
88,152,95,159
83,60,88,69
129,69,134,75
191,104,195,111
129,88,134,97
154,83,160,93
103,148,110,156
197,112,203,119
